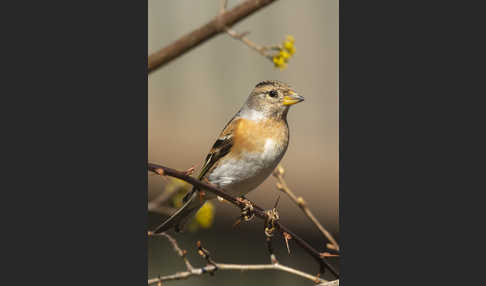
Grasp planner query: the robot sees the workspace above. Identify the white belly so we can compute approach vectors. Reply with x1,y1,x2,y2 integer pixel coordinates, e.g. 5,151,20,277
207,138,286,197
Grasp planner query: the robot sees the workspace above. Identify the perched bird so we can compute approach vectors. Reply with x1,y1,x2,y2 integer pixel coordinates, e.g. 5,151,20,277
155,80,304,232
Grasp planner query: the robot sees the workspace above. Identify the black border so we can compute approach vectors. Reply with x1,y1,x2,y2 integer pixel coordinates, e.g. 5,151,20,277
340,0,477,284
5,1,148,284
4,0,477,284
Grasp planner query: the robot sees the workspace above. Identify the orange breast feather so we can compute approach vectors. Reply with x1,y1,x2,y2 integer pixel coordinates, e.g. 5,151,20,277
231,118,288,158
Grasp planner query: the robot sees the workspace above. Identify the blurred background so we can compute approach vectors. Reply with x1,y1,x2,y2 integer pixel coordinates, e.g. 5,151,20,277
148,0,338,284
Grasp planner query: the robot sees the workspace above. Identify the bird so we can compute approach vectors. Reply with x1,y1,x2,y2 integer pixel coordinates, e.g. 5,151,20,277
155,80,304,232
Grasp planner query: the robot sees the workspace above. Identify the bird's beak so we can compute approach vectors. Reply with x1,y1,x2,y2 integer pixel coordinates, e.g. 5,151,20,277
283,91,304,106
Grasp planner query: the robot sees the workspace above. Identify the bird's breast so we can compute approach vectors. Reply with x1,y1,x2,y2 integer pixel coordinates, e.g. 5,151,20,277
207,118,289,196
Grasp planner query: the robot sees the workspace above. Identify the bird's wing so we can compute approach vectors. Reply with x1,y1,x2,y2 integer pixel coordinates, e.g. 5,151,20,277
182,118,240,204
197,119,238,180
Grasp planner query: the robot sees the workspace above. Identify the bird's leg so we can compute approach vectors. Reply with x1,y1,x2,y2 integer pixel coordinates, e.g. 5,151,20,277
264,207,280,237
236,196,255,221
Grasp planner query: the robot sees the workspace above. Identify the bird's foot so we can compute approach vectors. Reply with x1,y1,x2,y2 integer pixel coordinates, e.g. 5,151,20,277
236,197,255,221
264,207,280,237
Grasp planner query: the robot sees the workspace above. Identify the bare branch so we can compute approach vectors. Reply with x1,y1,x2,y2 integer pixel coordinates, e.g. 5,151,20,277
148,191,176,212
219,3,276,61
148,175,192,214
148,233,339,286
148,205,177,216
220,0,228,15
150,232,193,270
148,263,339,285
148,0,278,73
273,165,340,252
147,162,339,278
225,27,270,57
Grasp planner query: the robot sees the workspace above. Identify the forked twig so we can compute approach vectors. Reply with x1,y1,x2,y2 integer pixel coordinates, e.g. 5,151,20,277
148,232,338,285
148,0,278,73
220,0,276,59
273,165,340,252
147,162,339,278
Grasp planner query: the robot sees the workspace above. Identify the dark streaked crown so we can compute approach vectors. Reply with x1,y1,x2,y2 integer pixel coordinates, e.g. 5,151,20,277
252,80,293,97
255,80,290,89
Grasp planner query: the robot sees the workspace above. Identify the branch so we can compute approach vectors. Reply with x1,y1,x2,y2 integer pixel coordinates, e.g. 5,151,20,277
148,205,177,216
219,0,267,57
147,162,339,279
148,232,339,286
219,1,291,67
148,191,175,212
273,165,340,252
148,0,278,73
225,27,270,57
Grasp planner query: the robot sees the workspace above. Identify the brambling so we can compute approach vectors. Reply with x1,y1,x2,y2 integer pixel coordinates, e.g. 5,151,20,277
156,80,304,232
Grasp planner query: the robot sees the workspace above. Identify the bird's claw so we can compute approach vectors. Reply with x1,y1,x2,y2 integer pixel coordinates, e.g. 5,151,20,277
264,208,280,237
237,197,255,221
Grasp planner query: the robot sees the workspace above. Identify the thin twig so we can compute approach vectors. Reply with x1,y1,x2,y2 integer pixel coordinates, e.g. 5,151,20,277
273,165,340,252
220,0,228,15
148,191,175,212
225,27,270,57
148,232,339,285
148,205,177,216
147,162,339,278
220,2,273,59
148,0,278,73
148,264,339,285
148,172,193,213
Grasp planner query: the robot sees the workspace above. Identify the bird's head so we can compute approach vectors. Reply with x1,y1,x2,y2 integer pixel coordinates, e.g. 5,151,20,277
241,80,304,120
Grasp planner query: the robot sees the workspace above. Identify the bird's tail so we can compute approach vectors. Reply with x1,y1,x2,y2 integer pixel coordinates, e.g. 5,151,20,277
153,190,204,233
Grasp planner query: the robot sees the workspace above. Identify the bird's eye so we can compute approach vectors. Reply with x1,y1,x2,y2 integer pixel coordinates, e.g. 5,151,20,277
268,90,278,98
